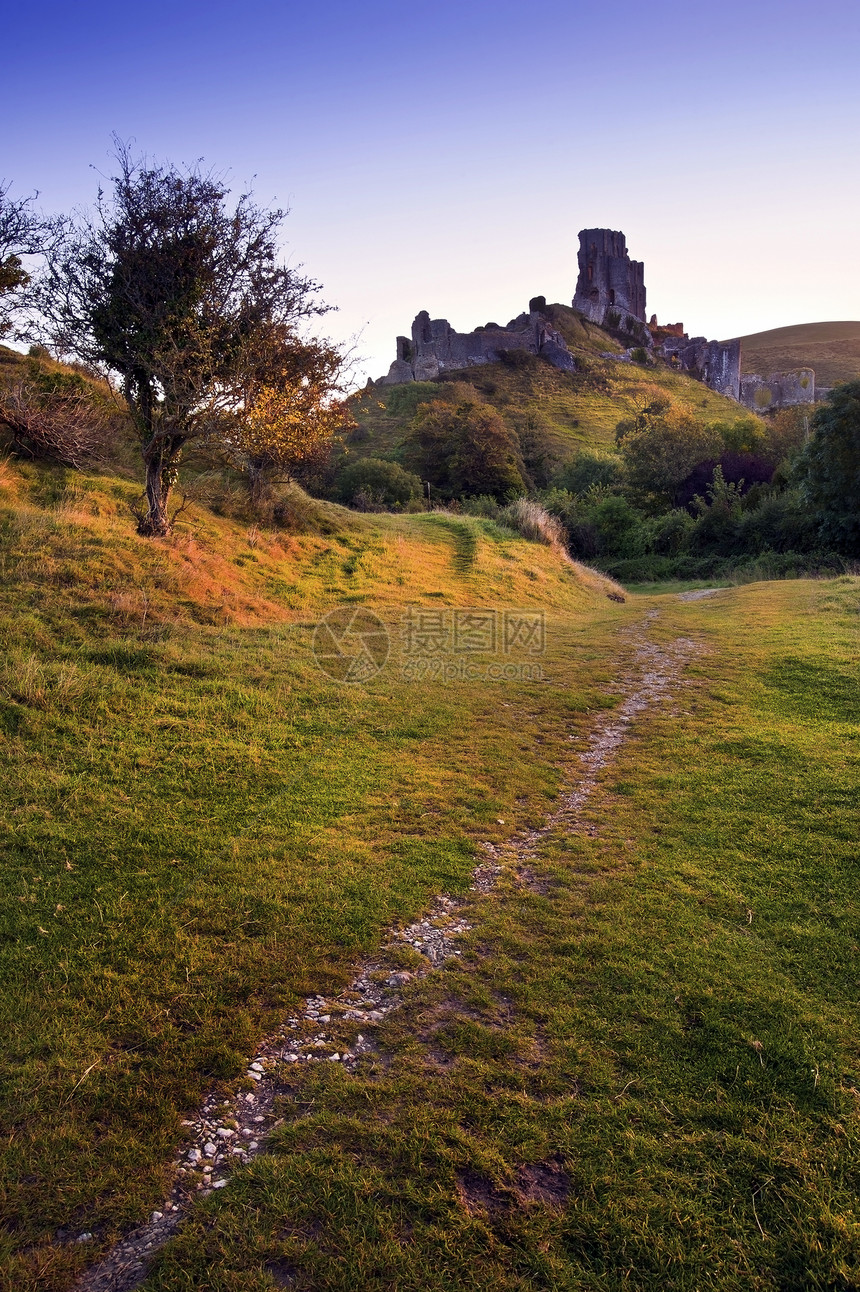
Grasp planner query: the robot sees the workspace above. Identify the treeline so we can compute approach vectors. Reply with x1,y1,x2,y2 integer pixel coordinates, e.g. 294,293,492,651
327,374,860,580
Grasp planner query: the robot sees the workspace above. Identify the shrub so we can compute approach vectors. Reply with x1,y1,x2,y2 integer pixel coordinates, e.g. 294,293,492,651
588,494,648,558
540,488,599,558
795,383,860,553
647,508,696,556
514,415,559,489
0,367,116,468
739,489,819,553
405,398,526,501
712,417,766,455
335,458,422,510
617,405,722,510
553,450,623,496
460,495,504,520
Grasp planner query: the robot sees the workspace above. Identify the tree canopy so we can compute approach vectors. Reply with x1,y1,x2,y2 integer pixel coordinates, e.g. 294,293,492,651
615,397,722,510
0,181,50,337
34,144,332,534
796,381,860,553
227,335,352,505
405,395,526,501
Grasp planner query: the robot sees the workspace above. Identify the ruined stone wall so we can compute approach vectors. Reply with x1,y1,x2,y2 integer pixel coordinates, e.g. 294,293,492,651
573,229,647,329
659,336,741,401
738,369,815,412
380,307,576,384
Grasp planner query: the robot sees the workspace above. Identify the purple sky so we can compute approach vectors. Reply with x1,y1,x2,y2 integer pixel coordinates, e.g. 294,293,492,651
4,0,859,383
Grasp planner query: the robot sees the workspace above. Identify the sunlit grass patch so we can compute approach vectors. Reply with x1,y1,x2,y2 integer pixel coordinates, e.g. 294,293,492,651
0,455,623,1288
143,578,860,1291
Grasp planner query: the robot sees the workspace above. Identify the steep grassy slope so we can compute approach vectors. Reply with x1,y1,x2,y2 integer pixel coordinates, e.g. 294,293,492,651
731,321,860,387
0,456,623,1289
348,306,756,471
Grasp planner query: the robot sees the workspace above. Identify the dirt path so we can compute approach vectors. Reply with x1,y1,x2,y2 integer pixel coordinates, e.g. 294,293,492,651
74,611,700,1292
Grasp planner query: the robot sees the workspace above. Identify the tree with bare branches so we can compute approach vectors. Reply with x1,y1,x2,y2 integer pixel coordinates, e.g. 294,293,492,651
34,144,331,535
0,181,50,337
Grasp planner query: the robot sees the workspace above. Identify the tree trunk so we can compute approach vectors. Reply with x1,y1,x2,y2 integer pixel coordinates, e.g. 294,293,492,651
138,443,176,536
246,460,269,512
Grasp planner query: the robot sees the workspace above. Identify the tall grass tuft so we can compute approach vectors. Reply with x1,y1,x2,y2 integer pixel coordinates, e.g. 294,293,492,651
0,653,97,711
501,497,627,600
501,498,567,551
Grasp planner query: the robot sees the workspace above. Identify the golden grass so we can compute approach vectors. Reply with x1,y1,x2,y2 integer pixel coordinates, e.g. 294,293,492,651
0,460,618,638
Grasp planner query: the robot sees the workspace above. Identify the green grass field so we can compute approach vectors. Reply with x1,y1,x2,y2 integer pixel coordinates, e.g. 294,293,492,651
2,453,859,1290
141,578,860,1292
0,458,621,1289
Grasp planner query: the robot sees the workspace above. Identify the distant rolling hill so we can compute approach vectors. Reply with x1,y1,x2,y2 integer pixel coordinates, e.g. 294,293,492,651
729,321,860,388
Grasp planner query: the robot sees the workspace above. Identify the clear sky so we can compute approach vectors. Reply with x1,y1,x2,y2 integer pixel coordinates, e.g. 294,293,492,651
4,0,859,383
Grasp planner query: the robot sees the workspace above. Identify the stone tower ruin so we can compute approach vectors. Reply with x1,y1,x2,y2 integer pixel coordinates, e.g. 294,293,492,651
573,229,646,330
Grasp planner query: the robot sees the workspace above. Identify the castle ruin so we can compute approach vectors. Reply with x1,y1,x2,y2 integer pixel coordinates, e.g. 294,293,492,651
380,304,576,384
379,228,816,411
658,334,742,400
572,229,647,334
739,368,815,412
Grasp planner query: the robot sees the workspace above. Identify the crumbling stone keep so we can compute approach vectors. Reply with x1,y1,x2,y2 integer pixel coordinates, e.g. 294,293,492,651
380,307,575,384
573,229,647,332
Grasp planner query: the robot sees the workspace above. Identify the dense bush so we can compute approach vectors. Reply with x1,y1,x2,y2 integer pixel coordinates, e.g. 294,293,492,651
405,398,526,501
0,361,119,467
617,406,723,509
646,508,696,556
335,457,422,510
459,495,504,520
514,414,560,488
552,449,623,496
795,382,860,554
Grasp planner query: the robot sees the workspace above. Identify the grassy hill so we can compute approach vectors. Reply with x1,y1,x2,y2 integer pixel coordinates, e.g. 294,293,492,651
0,451,627,1289
5,351,860,1292
348,305,757,476
730,321,860,387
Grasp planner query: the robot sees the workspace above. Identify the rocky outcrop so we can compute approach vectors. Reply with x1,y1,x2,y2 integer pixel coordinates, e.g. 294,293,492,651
380,306,576,384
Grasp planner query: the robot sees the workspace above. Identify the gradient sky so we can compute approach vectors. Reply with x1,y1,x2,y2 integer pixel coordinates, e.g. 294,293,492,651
4,0,859,383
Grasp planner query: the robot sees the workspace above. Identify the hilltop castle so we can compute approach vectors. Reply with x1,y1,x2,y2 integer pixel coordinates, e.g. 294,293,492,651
572,228,647,330
380,229,814,410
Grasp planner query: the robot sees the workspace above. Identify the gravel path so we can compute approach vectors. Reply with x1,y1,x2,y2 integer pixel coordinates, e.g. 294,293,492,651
74,613,699,1292
678,587,722,601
